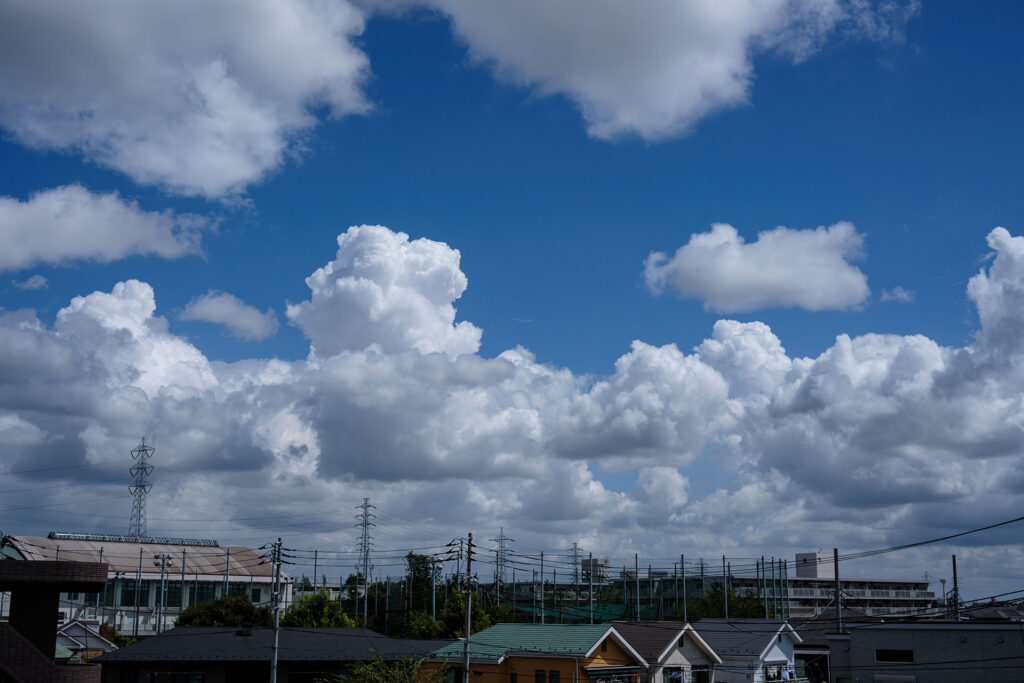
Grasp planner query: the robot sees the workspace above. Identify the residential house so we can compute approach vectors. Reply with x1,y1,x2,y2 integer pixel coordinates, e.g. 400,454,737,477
56,621,117,664
427,623,649,682
692,620,801,683
95,626,448,683
613,621,721,682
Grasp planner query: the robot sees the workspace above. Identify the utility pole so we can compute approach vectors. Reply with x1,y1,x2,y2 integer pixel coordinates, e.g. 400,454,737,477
588,552,594,624
723,556,728,620
540,552,545,624
761,556,767,618
432,558,438,620
532,569,537,623
462,533,476,683
153,554,173,634
569,542,582,611
270,538,283,683
952,554,961,622
634,554,640,621
355,499,376,625
834,548,843,633
681,554,687,623
133,547,142,637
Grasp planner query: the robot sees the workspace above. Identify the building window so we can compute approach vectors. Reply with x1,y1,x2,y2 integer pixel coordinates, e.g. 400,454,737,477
251,588,262,604
876,649,914,663
227,583,249,597
535,671,546,683
157,583,183,608
194,582,218,604
549,671,560,683
511,675,517,683
120,580,150,607
601,640,607,652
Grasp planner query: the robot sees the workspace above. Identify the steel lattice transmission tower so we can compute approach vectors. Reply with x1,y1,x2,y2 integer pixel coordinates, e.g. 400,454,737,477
568,542,583,583
491,527,513,586
128,438,155,537
354,498,376,622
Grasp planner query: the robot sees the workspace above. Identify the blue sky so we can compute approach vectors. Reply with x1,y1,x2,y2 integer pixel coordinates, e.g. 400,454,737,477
2,1,1024,592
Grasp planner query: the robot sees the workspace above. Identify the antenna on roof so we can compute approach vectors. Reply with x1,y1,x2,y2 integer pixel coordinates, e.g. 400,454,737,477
128,437,155,537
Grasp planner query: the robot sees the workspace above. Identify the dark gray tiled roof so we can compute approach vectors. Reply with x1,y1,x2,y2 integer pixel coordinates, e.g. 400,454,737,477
611,621,687,662
96,627,450,663
692,619,793,658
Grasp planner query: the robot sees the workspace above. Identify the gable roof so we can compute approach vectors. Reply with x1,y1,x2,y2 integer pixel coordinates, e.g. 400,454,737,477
56,621,117,651
96,627,448,663
693,619,801,660
430,623,647,667
612,621,721,665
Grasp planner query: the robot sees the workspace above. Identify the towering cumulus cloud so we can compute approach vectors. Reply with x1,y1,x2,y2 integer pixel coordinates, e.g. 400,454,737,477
2,226,1023,583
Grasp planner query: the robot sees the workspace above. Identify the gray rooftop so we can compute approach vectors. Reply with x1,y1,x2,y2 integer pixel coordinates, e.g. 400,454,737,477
97,627,450,663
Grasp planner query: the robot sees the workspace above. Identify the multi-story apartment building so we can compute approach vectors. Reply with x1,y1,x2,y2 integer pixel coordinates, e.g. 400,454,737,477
787,550,935,618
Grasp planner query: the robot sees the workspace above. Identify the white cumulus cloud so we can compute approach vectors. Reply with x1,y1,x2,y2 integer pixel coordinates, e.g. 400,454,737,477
181,291,279,341
372,0,918,140
0,185,208,272
0,0,370,198
644,221,870,312
3,225,1024,594
286,225,482,358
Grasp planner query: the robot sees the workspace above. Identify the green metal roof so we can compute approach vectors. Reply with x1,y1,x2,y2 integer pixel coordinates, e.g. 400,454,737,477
431,623,613,662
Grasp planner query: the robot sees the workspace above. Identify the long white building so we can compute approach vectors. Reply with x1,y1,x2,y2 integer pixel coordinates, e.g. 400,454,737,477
0,532,290,636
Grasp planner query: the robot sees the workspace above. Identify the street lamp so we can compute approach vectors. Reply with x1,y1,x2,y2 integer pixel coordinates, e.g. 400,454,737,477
153,554,174,634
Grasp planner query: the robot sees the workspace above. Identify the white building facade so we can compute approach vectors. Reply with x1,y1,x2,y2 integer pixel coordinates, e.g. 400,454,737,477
0,532,289,636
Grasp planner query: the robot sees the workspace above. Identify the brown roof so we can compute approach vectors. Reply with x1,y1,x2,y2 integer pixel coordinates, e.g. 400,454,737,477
612,621,688,662
612,621,721,665
2,536,273,579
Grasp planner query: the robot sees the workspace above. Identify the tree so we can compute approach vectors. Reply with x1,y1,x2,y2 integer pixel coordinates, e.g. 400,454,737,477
438,588,490,638
486,604,517,624
177,595,272,627
680,585,770,621
98,622,136,647
282,588,356,627
395,609,443,639
405,553,440,613
343,656,447,683
342,572,363,600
